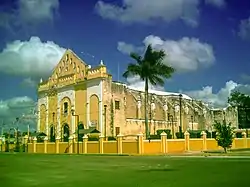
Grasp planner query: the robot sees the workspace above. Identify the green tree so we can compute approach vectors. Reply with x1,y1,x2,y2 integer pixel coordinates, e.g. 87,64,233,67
123,45,175,139
228,91,250,128
213,120,234,153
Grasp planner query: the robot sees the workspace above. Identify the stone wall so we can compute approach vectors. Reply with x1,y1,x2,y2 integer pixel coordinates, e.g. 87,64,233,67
103,82,238,136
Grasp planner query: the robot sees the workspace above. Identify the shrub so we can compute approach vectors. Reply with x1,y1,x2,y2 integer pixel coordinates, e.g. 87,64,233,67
107,136,116,141
205,131,216,138
213,121,234,153
175,132,184,139
156,129,172,139
188,130,202,138
235,132,243,138
149,135,160,139
88,136,99,141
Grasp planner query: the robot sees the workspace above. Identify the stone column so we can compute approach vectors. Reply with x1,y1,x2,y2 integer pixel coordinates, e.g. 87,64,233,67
71,113,75,136
137,100,142,119
86,102,90,128
56,108,60,138
184,131,190,152
83,135,88,154
33,137,37,153
46,109,49,135
163,104,168,121
37,109,40,132
117,134,123,154
68,136,73,154
55,137,60,154
161,132,168,154
99,135,105,154
242,131,247,148
137,133,144,154
99,101,103,133
44,136,48,153
201,131,207,151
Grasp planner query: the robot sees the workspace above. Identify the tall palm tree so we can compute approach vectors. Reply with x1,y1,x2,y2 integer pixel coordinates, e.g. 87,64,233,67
123,45,175,139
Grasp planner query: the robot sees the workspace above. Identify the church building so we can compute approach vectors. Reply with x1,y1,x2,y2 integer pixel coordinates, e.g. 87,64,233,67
37,49,238,141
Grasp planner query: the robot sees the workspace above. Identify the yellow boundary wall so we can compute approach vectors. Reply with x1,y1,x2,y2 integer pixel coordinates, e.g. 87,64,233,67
1,131,249,154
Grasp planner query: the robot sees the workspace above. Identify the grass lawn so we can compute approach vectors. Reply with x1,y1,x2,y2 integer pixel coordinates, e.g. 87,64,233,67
0,153,250,187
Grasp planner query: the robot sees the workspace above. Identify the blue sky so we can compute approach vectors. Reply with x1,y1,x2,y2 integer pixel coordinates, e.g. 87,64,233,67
0,0,250,129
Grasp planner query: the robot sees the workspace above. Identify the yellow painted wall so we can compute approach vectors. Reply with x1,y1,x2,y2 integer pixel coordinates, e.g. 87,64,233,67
28,143,33,153
103,141,117,154
26,137,250,154
73,142,83,154
40,104,46,132
75,84,87,127
189,139,203,151
59,142,69,153
60,97,72,132
87,142,99,153
206,139,220,150
48,94,58,129
122,141,138,154
248,139,250,148
90,94,99,129
168,140,185,153
144,140,161,154
47,143,56,153
235,139,244,149
36,143,44,153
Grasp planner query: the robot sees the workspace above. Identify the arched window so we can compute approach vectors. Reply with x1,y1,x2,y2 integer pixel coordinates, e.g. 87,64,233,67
64,102,68,115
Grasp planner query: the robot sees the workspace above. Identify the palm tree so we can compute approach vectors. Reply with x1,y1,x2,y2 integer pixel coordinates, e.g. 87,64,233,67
123,45,175,139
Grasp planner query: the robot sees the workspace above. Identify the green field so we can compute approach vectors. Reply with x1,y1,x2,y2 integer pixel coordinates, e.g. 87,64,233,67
0,154,250,187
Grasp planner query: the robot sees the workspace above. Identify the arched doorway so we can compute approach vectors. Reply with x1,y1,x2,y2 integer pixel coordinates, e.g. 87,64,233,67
90,94,99,128
78,123,84,142
50,125,55,142
62,124,69,142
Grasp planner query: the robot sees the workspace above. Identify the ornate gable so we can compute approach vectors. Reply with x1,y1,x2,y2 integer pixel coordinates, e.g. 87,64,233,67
49,49,87,82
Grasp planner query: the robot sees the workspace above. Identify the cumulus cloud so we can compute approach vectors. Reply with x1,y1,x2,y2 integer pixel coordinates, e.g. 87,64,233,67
205,0,226,8
18,0,59,24
240,74,250,83
0,36,66,84
118,35,215,72
183,81,250,108
238,17,250,40
0,0,59,31
0,96,37,132
95,0,200,27
126,78,250,108
117,42,144,55
126,75,165,91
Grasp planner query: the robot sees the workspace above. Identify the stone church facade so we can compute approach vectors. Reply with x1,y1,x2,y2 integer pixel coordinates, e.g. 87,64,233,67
37,49,238,140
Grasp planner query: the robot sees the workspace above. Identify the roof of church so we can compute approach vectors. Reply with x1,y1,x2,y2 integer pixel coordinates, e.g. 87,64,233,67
112,81,192,100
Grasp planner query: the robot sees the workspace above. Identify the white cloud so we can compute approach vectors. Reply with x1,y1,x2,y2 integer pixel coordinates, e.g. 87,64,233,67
117,41,143,55
0,96,37,132
126,75,165,91
238,17,250,40
95,0,200,27
205,0,226,8
126,78,250,108
18,0,59,24
118,35,215,72
183,81,250,108
0,36,66,83
20,78,37,87
0,0,59,30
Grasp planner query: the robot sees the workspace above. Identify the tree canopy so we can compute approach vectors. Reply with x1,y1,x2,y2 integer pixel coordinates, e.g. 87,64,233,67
123,45,175,138
213,121,234,153
228,91,250,128
123,45,175,86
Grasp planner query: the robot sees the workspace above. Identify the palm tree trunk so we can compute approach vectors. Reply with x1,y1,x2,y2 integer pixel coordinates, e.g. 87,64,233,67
144,78,149,139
